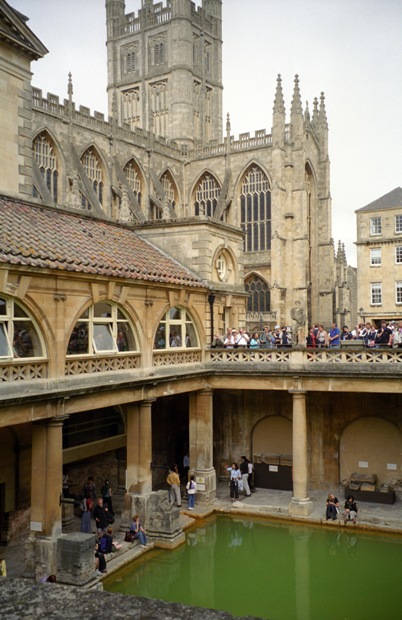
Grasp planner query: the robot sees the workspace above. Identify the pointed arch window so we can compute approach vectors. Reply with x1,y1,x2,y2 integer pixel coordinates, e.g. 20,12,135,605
125,49,136,73
245,275,271,314
81,148,104,210
194,173,221,217
240,165,271,252
0,296,44,360
154,307,199,350
153,41,165,66
123,160,142,205
152,171,177,219
33,132,58,202
67,301,137,356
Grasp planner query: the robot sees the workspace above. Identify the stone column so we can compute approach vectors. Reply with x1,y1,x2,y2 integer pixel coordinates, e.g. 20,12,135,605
189,388,216,502
126,400,154,494
31,417,64,537
28,415,65,580
289,390,313,516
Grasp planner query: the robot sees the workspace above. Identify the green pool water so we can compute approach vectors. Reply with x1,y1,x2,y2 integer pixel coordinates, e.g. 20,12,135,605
104,515,402,620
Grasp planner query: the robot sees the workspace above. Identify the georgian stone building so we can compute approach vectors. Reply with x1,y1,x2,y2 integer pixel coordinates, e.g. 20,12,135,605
356,187,402,324
3,0,399,586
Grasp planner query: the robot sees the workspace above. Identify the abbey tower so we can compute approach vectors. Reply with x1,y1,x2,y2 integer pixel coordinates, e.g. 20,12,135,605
106,0,223,146
0,0,355,332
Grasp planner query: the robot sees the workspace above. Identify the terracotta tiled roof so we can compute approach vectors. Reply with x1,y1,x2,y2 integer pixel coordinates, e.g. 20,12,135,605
0,197,204,287
356,187,402,213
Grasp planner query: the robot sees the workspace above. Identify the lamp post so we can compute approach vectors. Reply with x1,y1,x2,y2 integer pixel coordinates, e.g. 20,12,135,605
359,307,365,322
208,291,216,346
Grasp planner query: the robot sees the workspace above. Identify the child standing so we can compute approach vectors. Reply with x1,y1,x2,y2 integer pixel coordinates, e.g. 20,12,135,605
186,475,197,510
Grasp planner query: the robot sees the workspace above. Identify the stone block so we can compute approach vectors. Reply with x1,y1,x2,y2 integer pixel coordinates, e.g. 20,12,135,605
350,472,377,485
360,483,376,492
57,532,96,585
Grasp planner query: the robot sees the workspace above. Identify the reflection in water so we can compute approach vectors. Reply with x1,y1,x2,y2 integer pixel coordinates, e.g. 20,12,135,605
104,516,402,620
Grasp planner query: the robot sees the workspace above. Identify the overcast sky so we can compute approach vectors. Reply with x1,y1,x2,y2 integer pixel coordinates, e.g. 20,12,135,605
11,0,402,266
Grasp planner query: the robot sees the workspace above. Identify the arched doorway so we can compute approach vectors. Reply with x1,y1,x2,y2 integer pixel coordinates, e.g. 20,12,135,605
252,416,292,490
340,417,402,486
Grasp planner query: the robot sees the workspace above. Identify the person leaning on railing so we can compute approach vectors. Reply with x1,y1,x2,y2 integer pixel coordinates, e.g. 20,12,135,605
375,321,392,347
391,321,402,348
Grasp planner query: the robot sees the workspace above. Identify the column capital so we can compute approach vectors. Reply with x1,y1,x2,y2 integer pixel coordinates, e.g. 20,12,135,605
198,386,213,395
288,389,307,396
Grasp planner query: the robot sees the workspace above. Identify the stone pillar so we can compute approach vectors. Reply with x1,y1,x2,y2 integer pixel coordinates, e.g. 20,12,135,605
289,390,313,516
28,415,66,580
126,400,154,494
31,417,64,537
189,388,216,502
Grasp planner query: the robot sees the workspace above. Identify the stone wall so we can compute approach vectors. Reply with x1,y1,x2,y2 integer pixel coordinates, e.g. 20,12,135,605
0,578,261,620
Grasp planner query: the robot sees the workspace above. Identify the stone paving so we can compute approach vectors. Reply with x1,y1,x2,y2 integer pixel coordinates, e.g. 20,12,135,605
2,482,401,582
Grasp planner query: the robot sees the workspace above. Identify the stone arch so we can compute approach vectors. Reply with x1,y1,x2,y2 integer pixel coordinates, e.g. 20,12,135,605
244,272,271,315
190,170,222,218
234,159,272,197
340,417,402,485
123,157,145,204
157,168,180,217
32,129,63,203
65,299,141,357
252,415,292,459
79,144,107,210
0,293,47,361
153,304,203,350
251,415,293,490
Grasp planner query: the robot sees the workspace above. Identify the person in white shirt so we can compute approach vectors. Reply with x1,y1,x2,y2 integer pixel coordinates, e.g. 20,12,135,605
186,475,197,509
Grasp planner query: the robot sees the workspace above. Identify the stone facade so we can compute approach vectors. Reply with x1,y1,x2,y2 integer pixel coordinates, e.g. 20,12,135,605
9,0,355,331
0,0,383,586
356,187,402,323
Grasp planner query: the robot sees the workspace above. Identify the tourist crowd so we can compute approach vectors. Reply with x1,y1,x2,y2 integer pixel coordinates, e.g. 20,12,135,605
211,320,402,349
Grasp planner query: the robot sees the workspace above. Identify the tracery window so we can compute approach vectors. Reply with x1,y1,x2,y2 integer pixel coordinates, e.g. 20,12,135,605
0,296,44,359
67,301,137,356
154,307,199,350
153,41,165,66
123,47,137,73
33,132,58,202
240,165,271,252
245,275,271,314
81,148,103,210
123,159,142,204
122,88,141,130
150,80,168,137
194,173,221,217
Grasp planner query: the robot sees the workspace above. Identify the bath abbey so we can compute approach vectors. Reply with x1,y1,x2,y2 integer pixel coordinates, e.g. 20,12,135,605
1,0,401,586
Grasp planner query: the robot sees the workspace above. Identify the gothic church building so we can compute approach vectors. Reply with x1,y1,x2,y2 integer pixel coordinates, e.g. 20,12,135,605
0,0,372,583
